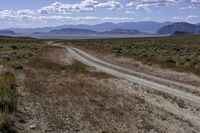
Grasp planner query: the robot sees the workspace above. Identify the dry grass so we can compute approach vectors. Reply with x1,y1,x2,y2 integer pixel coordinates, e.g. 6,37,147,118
146,89,187,109
0,72,17,133
0,36,47,133
20,46,195,132
62,35,200,75
0,72,17,113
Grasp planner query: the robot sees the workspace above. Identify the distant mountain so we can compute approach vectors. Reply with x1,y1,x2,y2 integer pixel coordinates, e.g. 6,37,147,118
157,22,200,34
7,21,172,34
171,31,194,36
33,32,44,34
48,28,152,35
100,29,147,35
0,30,15,34
49,28,98,35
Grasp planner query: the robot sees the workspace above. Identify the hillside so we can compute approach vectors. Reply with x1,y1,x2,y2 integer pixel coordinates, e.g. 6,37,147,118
171,31,194,36
49,28,98,35
157,22,200,34
100,29,147,35
0,30,16,34
9,21,172,34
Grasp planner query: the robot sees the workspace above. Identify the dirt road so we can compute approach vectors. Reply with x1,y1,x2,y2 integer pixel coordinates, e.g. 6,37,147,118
18,45,200,132
66,47,200,105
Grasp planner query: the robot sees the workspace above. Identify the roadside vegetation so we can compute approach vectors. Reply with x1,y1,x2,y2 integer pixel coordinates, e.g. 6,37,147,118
0,36,46,69
0,72,17,132
23,46,166,132
63,35,200,75
0,36,47,132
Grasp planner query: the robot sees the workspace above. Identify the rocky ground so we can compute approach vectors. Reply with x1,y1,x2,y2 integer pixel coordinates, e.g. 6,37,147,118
16,46,200,133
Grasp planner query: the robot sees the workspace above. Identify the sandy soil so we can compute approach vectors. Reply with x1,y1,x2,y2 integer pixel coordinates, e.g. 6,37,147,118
16,46,200,133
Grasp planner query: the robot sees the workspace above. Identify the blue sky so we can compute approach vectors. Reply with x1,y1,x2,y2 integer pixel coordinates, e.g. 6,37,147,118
0,0,199,29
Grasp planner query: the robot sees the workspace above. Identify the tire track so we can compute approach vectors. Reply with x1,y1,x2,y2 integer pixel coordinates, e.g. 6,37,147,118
66,47,200,104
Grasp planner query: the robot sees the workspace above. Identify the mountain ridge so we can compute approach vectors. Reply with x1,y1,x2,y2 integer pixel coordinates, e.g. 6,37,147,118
6,21,172,34
49,28,98,34
157,22,200,34
47,28,149,35
99,28,148,35
0,30,16,35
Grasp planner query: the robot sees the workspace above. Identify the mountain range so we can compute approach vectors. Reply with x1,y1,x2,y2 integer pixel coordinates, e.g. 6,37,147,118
48,28,148,35
7,21,172,34
49,28,98,35
1,21,200,36
99,29,148,35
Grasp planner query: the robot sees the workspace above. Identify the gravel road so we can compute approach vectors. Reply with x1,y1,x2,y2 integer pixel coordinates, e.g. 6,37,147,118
67,47,200,105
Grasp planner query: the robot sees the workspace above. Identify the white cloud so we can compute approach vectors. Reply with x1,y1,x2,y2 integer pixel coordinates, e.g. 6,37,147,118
96,0,123,10
37,0,98,14
0,9,37,22
37,0,122,15
172,15,198,20
189,0,200,4
0,0,126,24
172,16,184,20
0,0,199,26
179,5,196,9
143,17,151,20
0,9,131,23
185,15,198,20
126,0,200,11
125,11,135,14
127,0,180,11
16,9,35,15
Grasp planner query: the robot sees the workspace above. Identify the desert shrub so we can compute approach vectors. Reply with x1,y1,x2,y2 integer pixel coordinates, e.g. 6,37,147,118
0,72,17,133
11,63,23,70
0,112,17,133
63,35,200,74
10,45,18,50
0,72,17,113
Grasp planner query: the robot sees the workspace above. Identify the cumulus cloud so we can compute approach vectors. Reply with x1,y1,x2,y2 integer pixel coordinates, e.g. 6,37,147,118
126,0,200,11
35,16,130,22
96,0,123,10
38,0,98,14
0,0,199,25
125,11,135,14
0,0,126,24
16,9,35,15
143,17,151,20
0,9,36,22
172,16,184,20
0,9,131,23
189,0,200,4
172,15,198,20
127,0,180,11
37,0,122,14
185,15,198,20
179,5,196,9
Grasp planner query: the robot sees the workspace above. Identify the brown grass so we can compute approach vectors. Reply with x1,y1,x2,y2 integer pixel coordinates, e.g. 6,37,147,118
0,72,17,133
22,46,171,132
146,89,187,109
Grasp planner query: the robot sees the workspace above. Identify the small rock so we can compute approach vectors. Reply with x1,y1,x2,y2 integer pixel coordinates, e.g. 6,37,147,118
30,124,37,130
